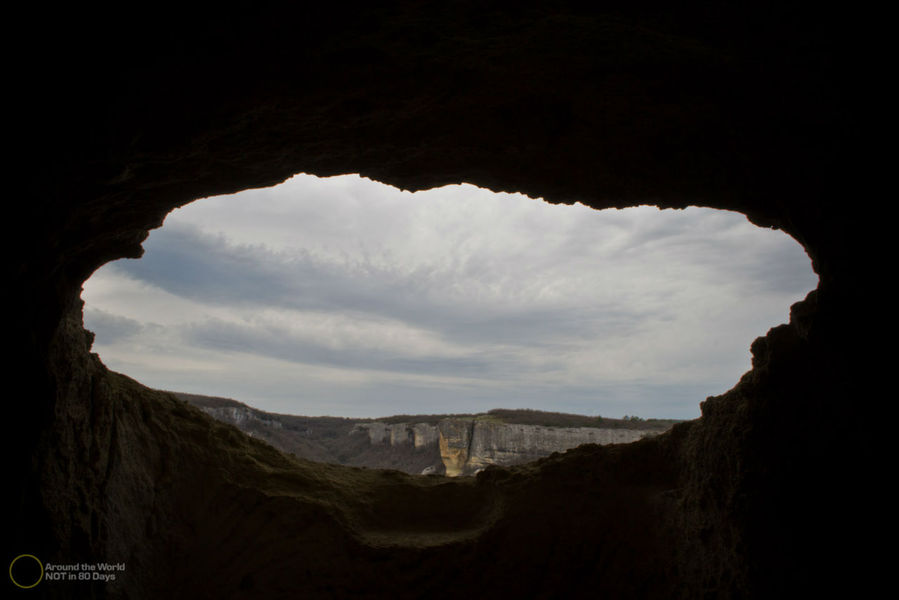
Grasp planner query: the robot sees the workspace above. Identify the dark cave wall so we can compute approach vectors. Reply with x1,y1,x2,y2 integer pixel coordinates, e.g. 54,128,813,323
10,2,871,598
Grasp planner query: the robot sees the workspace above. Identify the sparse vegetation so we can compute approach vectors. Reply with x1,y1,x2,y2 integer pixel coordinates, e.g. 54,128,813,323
173,392,442,473
174,392,682,475
176,392,681,432
486,408,680,430
376,408,680,430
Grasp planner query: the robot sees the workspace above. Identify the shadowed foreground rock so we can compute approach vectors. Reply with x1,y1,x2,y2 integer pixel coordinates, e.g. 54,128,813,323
8,2,874,598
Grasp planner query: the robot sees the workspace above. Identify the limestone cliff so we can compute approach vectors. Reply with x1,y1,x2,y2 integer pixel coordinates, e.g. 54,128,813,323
200,405,284,432
438,419,658,476
193,401,671,478
353,422,441,449
179,394,443,473
356,418,667,476
182,395,668,477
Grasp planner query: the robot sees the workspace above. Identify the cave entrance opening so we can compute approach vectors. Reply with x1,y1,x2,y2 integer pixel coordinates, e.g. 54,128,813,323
81,173,816,475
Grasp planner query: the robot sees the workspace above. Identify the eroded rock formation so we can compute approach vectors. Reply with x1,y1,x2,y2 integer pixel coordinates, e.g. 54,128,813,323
437,419,657,476
201,405,284,431
353,418,661,476
192,402,663,478
9,3,873,598
355,422,441,450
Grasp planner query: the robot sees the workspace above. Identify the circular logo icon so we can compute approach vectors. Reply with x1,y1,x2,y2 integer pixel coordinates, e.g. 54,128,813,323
9,554,43,589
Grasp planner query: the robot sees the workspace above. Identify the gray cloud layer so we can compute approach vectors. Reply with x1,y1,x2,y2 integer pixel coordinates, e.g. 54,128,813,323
83,175,817,419
114,223,653,347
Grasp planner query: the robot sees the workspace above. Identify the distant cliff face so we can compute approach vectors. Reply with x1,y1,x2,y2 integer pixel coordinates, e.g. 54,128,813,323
437,419,657,476
180,394,444,473
353,422,440,449
192,401,669,477
355,418,665,476
200,405,283,432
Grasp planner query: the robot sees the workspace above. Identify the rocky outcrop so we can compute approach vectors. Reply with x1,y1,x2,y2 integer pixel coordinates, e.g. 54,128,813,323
438,419,658,476
180,394,444,474
353,422,440,449
356,418,667,476
200,405,283,431
185,399,669,478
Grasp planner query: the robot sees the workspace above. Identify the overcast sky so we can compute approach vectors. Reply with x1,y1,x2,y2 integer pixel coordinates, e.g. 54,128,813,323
82,174,816,419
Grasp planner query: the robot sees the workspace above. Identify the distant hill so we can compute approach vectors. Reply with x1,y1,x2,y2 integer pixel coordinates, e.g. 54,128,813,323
172,392,384,465
377,407,682,430
171,391,681,475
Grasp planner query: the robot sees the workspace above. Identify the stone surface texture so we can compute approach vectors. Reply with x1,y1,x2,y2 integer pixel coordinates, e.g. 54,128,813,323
438,419,656,476
355,422,441,449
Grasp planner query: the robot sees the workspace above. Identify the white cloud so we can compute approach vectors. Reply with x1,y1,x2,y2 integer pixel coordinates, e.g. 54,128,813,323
82,174,817,419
